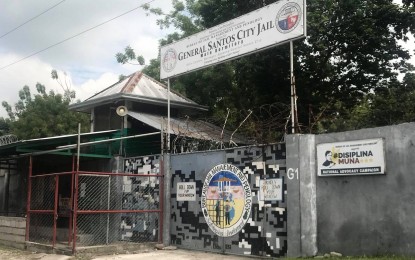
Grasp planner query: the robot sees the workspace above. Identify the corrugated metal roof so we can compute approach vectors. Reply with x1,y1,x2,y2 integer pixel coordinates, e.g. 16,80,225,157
128,111,247,144
86,72,198,105
70,71,207,113
86,77,130,100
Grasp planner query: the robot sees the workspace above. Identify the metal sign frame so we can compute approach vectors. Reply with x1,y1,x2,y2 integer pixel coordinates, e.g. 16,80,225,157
160,0,306,80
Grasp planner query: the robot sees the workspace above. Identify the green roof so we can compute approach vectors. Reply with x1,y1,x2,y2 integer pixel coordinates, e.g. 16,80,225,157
0,130,123,160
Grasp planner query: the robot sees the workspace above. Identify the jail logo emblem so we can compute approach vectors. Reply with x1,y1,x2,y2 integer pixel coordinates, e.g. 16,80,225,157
162,48,177,72
201,164,252,237
276,2,302,33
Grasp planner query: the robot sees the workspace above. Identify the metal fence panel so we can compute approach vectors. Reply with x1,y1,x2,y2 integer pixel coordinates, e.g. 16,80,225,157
28,175,57,245
28,214,54,244
169,144,287,258
30,176,55,211
170,151,226,252
74,171,162,249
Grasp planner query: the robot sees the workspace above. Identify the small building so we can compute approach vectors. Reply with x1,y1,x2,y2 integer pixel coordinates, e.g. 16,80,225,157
69,71,247,155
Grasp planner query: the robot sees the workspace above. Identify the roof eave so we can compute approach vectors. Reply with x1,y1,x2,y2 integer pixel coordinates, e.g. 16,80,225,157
69,93,208,113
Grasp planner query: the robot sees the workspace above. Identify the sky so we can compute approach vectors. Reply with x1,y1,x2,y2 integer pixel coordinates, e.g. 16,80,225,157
0,0,173,117
0,1,414,119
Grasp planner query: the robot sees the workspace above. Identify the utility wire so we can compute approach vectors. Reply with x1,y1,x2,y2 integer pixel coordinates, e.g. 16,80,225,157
0,0,155,71
0,0,66,39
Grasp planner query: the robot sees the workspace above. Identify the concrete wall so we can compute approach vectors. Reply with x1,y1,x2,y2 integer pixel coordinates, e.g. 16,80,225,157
287,122,415,256
316,123,415,256
286,135,317,257
0,216,26,249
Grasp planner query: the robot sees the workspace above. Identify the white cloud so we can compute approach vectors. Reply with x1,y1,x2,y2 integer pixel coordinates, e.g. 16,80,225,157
0,0,172,118
0,54,60,116
75,72,120,102
402,34,415,67
0,0,413,120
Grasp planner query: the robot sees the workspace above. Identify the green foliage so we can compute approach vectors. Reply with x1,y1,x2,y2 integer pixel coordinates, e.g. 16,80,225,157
321,73,415,132
0,117,11,136
120,0,415,141
2,84,89,140
115,46,145,65
2,101,14,121
142,58,161,80
51,70,76,101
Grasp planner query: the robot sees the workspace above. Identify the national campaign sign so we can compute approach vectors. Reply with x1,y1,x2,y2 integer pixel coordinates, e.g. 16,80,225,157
317,138,386,177
160,0,306,79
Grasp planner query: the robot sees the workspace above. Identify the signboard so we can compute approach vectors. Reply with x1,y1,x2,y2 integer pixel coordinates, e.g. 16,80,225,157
317,138,386,177
259,178,283,201
160,0,306,79
177,182,196,201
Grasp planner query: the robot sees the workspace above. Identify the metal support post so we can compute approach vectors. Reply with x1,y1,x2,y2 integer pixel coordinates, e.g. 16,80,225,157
72,123,81,254
167,79,171,152
53,175,59,247
290,41,299,133
162,154,171,246
25,156,33,242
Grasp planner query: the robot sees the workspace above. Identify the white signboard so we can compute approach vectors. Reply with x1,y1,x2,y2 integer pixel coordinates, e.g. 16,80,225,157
259,178,283,201
317,138,386,177
160,0,306,79
177,182,196,201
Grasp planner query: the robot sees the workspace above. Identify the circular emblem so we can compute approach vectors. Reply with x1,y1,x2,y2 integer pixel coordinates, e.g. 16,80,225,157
201,164,252,237
276,3,302,33
162,48,177,72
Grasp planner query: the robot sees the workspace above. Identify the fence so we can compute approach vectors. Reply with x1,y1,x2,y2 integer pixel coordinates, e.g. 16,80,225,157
74,171,162,248
26,156,163,253
169,144,288,257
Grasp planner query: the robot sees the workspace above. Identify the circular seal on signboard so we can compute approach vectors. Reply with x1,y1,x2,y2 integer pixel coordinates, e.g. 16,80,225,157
162,48,177,72
200,164,252,237
276,2,302,33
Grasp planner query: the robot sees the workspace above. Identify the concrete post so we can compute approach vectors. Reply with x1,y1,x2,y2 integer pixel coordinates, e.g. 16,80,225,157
111,156,124,243
286,134,318,257
162,153,171,246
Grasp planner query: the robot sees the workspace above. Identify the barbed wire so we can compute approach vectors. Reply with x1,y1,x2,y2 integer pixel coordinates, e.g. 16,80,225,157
0,135,18,146
169,102,292,153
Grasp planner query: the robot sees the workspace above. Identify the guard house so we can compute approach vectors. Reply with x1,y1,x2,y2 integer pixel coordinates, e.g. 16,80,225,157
0,71,246,254
69,71,245,154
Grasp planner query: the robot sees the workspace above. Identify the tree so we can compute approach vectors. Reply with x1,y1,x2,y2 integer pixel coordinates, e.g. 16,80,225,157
120,0,415,141
297,0,415,131
0,117,11,136
115,46,145,66
306,71,415,133
51,69,76,101
115,46,146,81
2,83,90,140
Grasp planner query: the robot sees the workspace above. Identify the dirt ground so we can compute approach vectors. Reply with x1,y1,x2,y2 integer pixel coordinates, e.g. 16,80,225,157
0,245,254,260
91,250,251,260
0,245,71,260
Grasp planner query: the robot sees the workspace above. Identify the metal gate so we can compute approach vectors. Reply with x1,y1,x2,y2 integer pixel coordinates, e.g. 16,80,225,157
26,155,163,253
169,144,287,257
26,156,74,248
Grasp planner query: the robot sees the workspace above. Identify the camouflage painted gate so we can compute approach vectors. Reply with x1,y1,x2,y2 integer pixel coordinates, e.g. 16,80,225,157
170,144,287,257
